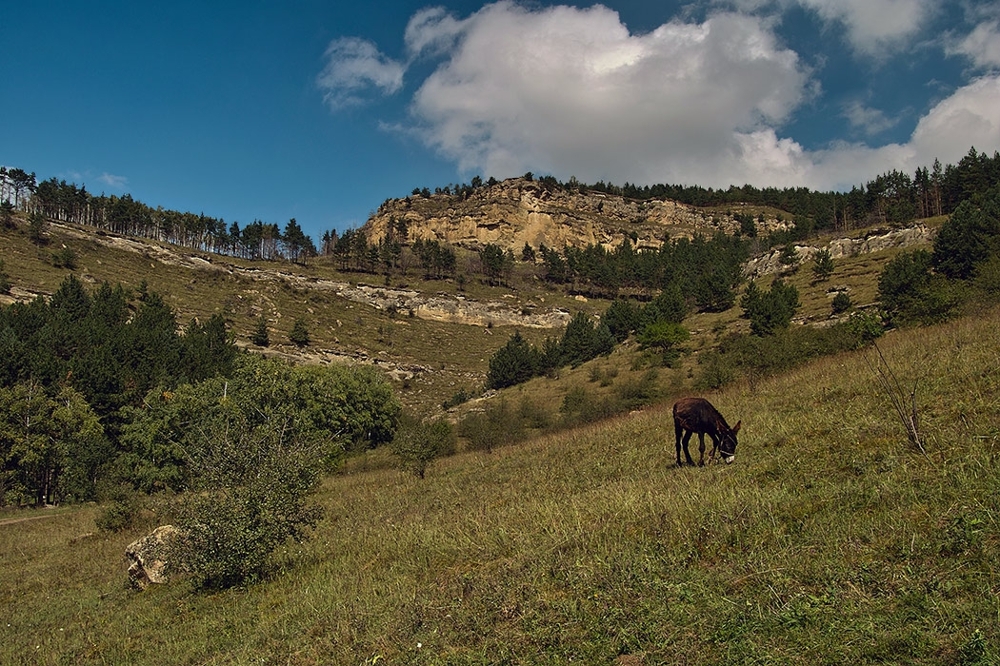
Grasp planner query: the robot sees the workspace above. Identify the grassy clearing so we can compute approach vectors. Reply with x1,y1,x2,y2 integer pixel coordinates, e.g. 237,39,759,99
3,307,999,664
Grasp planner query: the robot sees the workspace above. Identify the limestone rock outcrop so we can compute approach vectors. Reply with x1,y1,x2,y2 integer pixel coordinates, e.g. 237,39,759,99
364,177,789,252
126,524,185,589
743,224,935,278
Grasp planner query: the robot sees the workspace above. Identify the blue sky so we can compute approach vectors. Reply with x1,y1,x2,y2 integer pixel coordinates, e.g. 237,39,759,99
3,1,999,243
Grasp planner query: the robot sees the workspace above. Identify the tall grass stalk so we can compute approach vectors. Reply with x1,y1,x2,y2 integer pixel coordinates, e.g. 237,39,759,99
866,341,926,455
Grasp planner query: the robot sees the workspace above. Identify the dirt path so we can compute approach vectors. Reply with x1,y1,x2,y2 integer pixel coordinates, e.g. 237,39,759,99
0,511,71,527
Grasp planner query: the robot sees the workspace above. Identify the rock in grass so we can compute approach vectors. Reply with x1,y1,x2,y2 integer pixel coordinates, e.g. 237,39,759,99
126,525,184,590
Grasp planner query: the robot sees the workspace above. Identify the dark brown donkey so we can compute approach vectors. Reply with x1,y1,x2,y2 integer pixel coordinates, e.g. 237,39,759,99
672,397,741,466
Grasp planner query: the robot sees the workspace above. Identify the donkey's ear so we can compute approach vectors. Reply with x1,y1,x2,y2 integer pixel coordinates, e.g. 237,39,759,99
732,421,741,433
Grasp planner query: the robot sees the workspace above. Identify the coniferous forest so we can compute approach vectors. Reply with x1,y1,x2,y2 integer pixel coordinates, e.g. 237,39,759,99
0,275,399,509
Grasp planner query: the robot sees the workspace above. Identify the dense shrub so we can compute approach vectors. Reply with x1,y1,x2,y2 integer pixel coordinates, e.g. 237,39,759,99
391,416,456,479
932,194,1000,280
116,354,400,492
740,278,800,336
636,321,689,366
172,414,323,589
697,322,875,390
878,250,959,324
831,291,852,314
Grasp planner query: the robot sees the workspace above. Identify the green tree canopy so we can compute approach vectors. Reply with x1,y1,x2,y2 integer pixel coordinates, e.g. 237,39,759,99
741,279,800,336
486,332,541,390
812,249,835,281
932,192,1000,280
0,381,108,506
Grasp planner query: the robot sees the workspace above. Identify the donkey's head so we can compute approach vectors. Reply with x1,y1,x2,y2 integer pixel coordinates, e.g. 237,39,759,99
719,421,741,464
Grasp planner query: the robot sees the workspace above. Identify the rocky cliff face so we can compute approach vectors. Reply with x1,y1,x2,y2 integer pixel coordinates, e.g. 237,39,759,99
363,177,788,251
744,224,936,278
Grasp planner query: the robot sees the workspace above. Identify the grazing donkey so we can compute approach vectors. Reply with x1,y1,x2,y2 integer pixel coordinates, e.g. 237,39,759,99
672,397,741,466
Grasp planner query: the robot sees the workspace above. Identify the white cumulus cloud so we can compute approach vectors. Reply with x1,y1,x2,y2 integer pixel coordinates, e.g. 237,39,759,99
949,20,1000,70
322,2,1000,193
796,0,934,55
98,173,129,190
732,75,1000,191
317,37,405,110
724,0,934,54
406,3,809,184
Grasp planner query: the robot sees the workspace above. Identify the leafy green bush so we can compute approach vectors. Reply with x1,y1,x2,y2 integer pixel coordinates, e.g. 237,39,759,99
846,310,885,343
459,400,524,452
116,354,400,491
831,291,852,314
172,415,323,589
740,278,800,336
637,321,689,366
391,416,456,479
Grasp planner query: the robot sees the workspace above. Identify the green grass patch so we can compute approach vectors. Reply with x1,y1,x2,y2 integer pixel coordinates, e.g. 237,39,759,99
3,307,1000,663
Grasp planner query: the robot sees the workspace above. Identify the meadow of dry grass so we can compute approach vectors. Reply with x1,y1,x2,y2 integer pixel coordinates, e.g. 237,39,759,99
2,304,998,664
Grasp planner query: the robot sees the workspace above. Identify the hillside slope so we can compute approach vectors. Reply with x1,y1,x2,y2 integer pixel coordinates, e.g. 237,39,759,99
0,209,937,417
2,307,997,664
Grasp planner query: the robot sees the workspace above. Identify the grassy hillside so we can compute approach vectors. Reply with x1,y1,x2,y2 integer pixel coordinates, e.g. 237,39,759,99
2,306,997,664
2,211,935,430
0,219,583,413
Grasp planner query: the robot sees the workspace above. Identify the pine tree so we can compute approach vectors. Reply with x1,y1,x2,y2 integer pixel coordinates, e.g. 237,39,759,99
251,316,270,347
0,260,10,294
486,332,540,389
812,249,835,281
740,279,799,336
289,318,310,347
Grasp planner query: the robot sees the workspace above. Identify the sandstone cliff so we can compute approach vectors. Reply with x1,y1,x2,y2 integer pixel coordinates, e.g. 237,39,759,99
363,177,789,252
